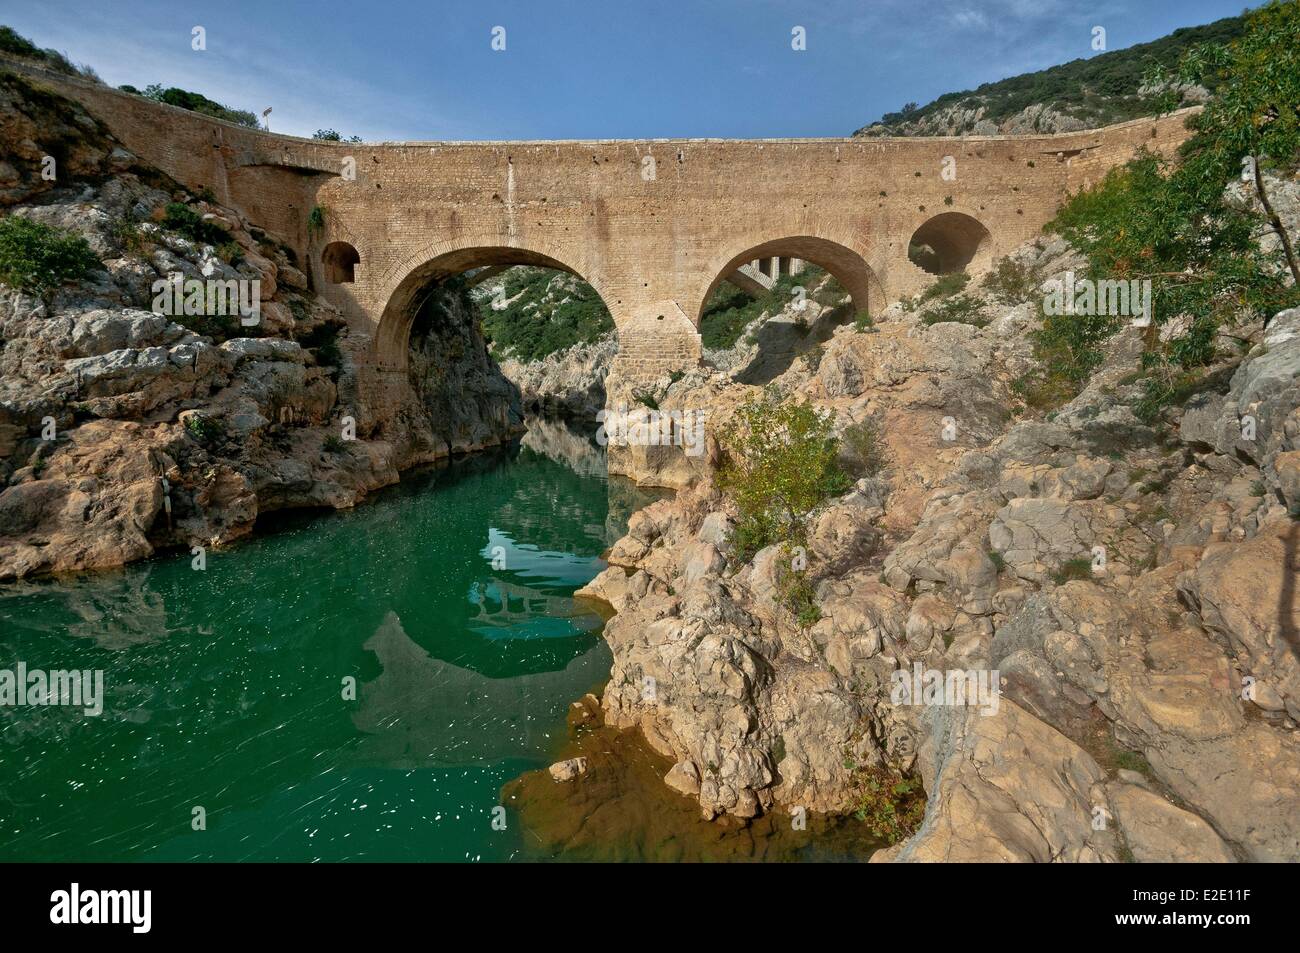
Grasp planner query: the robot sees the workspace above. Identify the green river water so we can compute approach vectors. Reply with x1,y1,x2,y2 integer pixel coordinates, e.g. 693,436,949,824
0,433,664,862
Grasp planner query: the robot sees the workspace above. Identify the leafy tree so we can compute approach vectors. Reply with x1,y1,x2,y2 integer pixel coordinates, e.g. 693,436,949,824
134,83,258,127
1025,2,1300,421
313,129,362,142
718,387,849,562
1149,0,1300,285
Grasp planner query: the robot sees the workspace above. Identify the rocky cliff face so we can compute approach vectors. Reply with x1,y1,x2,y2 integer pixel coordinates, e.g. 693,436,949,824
0,74,521,579
497,333,615,421
580,228,1300,862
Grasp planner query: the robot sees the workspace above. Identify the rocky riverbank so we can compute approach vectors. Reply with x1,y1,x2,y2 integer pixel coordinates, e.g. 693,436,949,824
0,72,522,579
579,227,1300,862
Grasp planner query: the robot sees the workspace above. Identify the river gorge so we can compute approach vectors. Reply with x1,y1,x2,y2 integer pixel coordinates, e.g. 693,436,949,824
0,423,883,862
0,425,639,861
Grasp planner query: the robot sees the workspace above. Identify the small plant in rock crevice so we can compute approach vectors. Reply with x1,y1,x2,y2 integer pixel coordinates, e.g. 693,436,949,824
847,762,927,845
1051,556,1095,584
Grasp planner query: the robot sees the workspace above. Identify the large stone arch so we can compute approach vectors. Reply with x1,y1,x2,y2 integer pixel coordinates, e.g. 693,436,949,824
372,238,618,370
906,211,993,275
692,234,887,323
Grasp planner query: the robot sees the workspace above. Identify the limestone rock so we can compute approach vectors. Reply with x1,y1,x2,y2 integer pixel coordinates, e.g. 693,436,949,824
1107,783,1235,863
548,757,589,781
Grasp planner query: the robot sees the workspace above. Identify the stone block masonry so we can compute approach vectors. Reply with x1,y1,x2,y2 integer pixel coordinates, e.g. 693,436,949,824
4,58,1197,401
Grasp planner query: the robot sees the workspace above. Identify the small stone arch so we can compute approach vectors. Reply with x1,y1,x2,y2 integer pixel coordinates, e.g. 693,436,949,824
907,212,992,275
322,241,361,283
695,234,885,322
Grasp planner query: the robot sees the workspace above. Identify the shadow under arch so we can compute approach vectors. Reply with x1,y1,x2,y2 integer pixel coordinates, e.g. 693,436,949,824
907,212,993,275
695,234,885,323
374,241,611,370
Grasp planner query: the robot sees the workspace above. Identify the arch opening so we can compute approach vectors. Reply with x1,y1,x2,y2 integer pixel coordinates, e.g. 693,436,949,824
377,245,612,371
695,236,881,384
376,244,621,421
697,236,882,347
907,212,992,276
322,241,360,283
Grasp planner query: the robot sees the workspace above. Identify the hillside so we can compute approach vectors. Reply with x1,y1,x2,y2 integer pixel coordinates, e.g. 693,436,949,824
854,13,1247,137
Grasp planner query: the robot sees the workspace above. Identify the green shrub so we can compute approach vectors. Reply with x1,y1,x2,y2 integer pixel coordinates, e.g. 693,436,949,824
216,241,244,266
323,435,349,454
775,553,821,626
853,310,874,332
981,256,1043,305
840,417,886,478
307,205,326,237
184,413,223,444
918,271,969,303
111,217,148,254
300,322,343,368
718,387,849,563
920,293,987,327
162,202,232,246
0,215,100,294
313,129,362,142
137,83,258,127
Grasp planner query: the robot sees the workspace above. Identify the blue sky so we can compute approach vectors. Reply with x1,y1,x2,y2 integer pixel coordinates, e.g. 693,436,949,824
7,0,1252,140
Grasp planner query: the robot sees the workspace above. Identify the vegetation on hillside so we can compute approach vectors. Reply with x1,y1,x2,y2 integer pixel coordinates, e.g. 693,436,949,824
475,267,614,363
865,13,1247,133
848,763,927,845
1014,1,1300,421
161,202,233,247
0,25,99,80
116,82,259,128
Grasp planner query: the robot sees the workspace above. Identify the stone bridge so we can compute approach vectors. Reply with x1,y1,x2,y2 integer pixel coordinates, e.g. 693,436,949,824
11,63,1196,418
